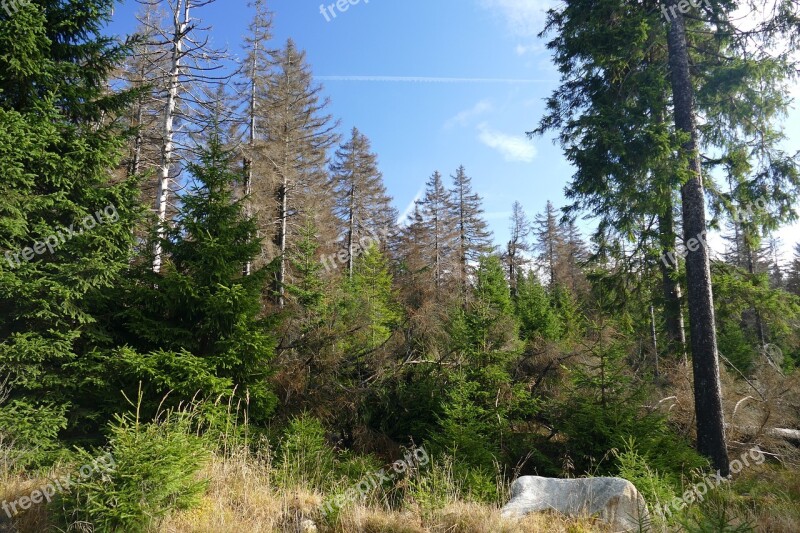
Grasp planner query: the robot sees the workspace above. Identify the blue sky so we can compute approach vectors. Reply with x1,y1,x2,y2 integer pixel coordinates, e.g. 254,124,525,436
105,0,799,260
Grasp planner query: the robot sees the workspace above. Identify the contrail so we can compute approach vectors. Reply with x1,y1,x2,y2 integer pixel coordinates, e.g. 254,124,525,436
315,75,553,84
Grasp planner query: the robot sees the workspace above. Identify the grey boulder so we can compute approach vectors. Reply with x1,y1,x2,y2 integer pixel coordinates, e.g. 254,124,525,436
501,475,650,532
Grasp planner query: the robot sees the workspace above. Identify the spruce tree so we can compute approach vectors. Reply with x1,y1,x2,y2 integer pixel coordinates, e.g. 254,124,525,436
505,201,532,299
435,255,534,471
330,128,395,278
343,245,400,352
101,122,277,423
515,271,561,342
416,171,459,297
258,39,339,306
0,0,141,444
450,165,493,301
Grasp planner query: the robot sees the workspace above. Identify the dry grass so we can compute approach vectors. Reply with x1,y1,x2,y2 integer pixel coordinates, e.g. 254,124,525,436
158,452,606,533
4,431,797,532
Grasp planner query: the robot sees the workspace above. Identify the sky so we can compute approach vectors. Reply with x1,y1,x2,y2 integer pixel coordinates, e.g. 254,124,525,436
105,0,800,263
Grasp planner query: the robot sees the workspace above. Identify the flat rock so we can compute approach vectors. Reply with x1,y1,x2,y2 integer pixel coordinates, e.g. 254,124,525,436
501,475,650,532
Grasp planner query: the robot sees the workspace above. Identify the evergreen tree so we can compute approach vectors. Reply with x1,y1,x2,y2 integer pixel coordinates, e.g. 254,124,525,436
514,271,561,342
788,243,800,297
343,245,400,353
415,171,459,298
330,127,395,278
101,124,276,423
0,0,141,445
504,201,532,299
258,39,339,306
435,256,535,471
533,0,689,356
450,165,493,301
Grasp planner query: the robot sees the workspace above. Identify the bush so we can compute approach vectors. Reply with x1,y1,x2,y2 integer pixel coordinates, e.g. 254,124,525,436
275,414,338,490
58,407,210,532
613,437,678,517
0,399,67,470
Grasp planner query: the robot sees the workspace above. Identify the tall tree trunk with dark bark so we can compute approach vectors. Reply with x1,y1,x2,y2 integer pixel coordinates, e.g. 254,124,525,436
666,0,729,475
658,209,687,360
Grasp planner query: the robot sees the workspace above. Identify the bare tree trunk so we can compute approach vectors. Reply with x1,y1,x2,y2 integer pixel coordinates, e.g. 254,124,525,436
274,114,291,308
666,0,730,476
658,210,687,360
276,173,288,307
243,56,257,277
154,0,188,273
347,183,355,279
129,84,144,179
650,304,660,378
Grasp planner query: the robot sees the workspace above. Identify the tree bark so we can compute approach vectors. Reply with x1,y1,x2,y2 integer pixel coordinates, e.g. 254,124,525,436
650,304,660,378
666,0,730,476
243,41,257,278
347,182,355,279
658,210,687,360
154,0,188,273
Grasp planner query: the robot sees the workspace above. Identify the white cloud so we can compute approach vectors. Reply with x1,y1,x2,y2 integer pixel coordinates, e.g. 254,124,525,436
477,123,537,163
478,0,553,40
445,99,494,129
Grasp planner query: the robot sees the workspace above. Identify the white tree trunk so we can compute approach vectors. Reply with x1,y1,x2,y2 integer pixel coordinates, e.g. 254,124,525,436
154,0,189,273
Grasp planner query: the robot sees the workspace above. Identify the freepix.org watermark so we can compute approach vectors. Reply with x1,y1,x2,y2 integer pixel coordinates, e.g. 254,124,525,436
4,204,119,269
661,0,712,23
656,447,765,518
660,196,768,269
2,452,116,519
320,225,397,273
321,446,429,516
319,0,369,22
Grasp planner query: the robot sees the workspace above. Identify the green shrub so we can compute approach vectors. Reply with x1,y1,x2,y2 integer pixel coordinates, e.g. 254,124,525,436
275,414,337,490
58,407,210,532
613,437,678,517
0,399,68,470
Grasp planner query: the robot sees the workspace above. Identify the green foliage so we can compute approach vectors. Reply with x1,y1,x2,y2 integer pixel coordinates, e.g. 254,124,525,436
713,263,800,371
613,437,678,515
554,323,706,478
0,399,67,469
95,131,276,425
433,256,537,474
341,244,401,352
678,490,755,533
276,414,337,490
59,407,210,532
0,0,142,441
286,221,327,314
515,271,561,341
403,453,498,511
275,413,385,495
551,283,583,339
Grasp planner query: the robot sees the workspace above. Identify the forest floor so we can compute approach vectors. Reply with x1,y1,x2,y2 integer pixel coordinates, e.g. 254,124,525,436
4,448,800,532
